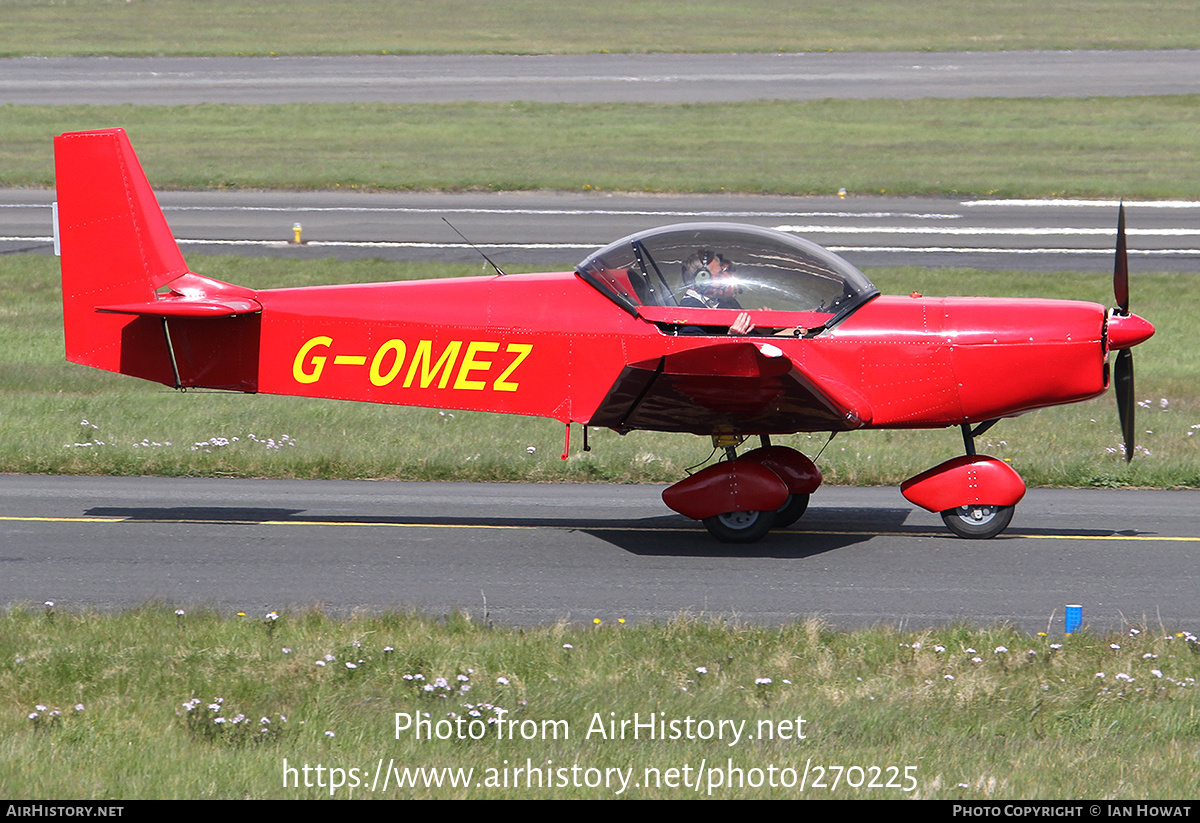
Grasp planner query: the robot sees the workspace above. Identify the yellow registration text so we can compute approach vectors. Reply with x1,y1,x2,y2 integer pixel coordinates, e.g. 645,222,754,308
292,336,533,392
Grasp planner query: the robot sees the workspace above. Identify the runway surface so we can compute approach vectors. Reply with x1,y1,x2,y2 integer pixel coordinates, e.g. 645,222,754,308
2,475,1196,633
5,189,1199,271
3,51,1198,105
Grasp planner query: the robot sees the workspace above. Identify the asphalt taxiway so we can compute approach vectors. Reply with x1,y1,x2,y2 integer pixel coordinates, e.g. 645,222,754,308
2,475,1197,633
3,51,1197,105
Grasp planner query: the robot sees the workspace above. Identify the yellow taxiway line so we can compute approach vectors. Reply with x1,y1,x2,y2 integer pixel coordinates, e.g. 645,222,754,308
2,514,1199,542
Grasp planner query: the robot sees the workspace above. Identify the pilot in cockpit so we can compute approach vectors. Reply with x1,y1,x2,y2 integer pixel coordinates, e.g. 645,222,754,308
680,250,756,335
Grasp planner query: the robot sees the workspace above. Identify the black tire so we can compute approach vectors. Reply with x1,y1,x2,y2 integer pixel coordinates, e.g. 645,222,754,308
940,504,1014,539
774,493,810,528
702,509,776,543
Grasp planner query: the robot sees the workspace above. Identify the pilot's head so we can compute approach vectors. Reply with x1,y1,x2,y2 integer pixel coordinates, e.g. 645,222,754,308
682,250,730,290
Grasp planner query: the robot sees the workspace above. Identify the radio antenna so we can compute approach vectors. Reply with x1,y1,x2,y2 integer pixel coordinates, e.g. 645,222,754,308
442,217,505,276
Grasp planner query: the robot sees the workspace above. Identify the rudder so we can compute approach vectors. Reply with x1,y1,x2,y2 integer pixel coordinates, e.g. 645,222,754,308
55,129,261,392
56,128,189,382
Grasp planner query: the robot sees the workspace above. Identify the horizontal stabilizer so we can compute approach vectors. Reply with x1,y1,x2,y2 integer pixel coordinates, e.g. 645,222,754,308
98,298,262,317
98,273,262,317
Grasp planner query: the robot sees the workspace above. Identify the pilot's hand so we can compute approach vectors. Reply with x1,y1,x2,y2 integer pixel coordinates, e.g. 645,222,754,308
727,312,755,335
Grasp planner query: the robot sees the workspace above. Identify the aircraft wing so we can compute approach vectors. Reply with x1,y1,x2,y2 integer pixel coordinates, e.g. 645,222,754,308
585,340,872,434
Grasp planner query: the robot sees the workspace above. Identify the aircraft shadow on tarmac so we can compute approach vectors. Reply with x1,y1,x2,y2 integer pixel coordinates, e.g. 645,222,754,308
73,503,1043,559
590,507,918,558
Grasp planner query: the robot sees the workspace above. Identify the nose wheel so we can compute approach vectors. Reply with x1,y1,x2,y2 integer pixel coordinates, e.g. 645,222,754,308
940,504,1014,539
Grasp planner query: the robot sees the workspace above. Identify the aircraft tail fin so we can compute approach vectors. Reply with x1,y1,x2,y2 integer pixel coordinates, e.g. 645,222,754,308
55,129,261,391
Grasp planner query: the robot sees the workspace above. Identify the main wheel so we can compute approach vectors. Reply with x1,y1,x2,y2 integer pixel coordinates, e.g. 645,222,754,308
703,509,776,543
774,493,810,528
940,504,1014,539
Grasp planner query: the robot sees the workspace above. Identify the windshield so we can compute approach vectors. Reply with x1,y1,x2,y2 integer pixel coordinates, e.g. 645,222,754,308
576,223,877,323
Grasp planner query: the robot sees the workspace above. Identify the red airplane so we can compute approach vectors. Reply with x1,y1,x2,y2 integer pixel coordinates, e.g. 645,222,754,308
55,128,1154,543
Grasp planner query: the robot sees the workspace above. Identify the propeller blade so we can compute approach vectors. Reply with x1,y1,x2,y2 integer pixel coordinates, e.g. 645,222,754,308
1114,202,1129,315
1114,347,1135,462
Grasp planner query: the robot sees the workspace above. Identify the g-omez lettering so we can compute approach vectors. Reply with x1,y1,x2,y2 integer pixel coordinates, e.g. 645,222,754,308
292,336,533,392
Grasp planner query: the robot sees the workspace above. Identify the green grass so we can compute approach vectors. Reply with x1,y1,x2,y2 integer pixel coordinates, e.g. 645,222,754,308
3,0,1198,56
3,605,1200,798
2,254,1193,489
6,97,1200,198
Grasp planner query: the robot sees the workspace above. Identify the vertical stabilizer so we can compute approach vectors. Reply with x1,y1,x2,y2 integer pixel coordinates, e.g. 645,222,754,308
56,128,189,383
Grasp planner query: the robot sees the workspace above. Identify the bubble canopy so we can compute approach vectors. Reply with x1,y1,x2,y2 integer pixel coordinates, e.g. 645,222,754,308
576,223,878,325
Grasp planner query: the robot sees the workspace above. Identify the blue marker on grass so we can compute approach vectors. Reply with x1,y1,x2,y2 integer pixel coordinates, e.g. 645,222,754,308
1065,604,1082,634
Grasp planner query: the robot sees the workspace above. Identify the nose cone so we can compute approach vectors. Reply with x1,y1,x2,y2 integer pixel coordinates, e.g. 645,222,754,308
1108,312,1155,350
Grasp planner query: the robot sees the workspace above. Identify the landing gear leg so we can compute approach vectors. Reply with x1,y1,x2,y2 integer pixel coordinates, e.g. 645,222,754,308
901,422,1023,540
664,436,820,543
700,437,778,542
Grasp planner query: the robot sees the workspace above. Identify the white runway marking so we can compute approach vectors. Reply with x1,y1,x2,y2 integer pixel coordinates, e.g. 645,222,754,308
774,225,1200,237
0,202,962,219
163,205,966,220
966,199,1200,208
5,236,1199,257
825,246,1200,257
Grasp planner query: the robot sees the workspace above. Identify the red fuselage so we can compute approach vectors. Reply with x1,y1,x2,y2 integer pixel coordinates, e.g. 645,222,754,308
216,272,1114,435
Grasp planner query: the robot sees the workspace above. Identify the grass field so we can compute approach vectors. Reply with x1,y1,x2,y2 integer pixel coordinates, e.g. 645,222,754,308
4,605,1200,799
3,254,1193,489
5,97,1200,198
3,0,1198,56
